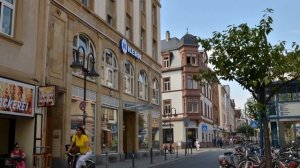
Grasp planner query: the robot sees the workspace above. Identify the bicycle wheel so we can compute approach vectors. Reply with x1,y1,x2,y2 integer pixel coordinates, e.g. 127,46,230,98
238,160,253,168
86,160,95,168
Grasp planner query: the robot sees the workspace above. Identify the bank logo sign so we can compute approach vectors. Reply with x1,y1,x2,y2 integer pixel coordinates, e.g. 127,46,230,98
120,39,141,60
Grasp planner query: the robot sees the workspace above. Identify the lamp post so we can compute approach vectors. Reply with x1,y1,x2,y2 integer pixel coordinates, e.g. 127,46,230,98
163,106,177,152
70,46,99,129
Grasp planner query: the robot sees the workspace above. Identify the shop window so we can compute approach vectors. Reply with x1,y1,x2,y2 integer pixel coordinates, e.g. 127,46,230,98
70,99,96,152
138,70,148,100
72,34,97,81
151,116,160,149
163,128,173,143
152,78,159,104
101,107,118,153
123,60,134,95
0,0,15,36
101,49,118,89
138,113,148,150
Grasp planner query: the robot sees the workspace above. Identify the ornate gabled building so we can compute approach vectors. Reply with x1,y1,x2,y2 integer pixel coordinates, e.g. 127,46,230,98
161,31,214,148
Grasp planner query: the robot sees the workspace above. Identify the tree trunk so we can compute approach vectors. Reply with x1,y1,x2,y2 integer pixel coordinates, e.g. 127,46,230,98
262,111,272,167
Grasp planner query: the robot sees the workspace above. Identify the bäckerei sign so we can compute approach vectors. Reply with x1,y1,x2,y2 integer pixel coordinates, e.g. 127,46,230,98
119,39,141,60
0,77,35,117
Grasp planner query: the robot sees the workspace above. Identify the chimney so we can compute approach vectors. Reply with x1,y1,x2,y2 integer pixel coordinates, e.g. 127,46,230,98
166,31,170,41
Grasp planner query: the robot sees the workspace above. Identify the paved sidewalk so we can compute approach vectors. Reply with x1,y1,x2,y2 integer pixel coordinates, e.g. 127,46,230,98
96,148,219,168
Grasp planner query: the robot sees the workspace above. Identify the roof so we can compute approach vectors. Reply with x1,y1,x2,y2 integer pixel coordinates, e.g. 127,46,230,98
161,33,199,52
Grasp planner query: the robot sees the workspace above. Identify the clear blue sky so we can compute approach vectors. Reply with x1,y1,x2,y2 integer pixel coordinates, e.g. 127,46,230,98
161,0,300,109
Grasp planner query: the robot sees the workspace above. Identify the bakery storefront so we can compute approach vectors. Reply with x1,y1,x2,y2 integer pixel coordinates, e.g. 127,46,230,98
0,77,36,167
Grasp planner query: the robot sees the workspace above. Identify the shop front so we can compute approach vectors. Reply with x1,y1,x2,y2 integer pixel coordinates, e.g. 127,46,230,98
123,101,161,158
0,77,36,167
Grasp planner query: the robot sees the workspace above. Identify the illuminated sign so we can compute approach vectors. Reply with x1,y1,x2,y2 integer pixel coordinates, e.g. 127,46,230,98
119,39,141,60
0,77,35,117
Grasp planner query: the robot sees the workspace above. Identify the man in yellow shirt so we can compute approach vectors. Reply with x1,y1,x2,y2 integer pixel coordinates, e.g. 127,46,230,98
67,126,92,168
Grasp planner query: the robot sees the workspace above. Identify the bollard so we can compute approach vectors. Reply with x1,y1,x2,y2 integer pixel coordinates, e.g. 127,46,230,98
176,145,178,158
164,146,167,160
132,152,135,168
190,145,192,154
106,152,108,168
185,143,187,156
150,147,153,164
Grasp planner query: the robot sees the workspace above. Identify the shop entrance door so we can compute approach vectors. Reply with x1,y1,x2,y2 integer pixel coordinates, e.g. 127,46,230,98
0,117,15,166
187,128,197,147
123,110,136,158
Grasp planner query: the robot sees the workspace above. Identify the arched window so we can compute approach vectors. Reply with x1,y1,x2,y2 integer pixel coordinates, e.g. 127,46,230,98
138,70,148,100
124,60,134,95
152,78,159,104
72,34,96,79
101,49,118,89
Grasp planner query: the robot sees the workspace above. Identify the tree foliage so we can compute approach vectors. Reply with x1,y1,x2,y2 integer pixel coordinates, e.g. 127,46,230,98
196,9,300,167
245,97,259,121
237,124,255,137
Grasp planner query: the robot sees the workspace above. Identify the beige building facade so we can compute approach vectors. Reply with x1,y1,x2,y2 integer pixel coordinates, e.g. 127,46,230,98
0,0,162,167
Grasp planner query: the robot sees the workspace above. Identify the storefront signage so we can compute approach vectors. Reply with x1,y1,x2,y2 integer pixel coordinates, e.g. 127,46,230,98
38,86,56,107
0,77,35,117
119,39,142,60
279,102,300,117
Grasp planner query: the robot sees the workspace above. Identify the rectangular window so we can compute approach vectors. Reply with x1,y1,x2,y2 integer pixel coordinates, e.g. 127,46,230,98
81,0,89,7
186,56,197,66
0,0,15,36
187,99,198,113
141,28,145,51
140,0,145,12
163,128,173,143
138,113,148,150
101,107,118,153
152,4,157,26
163,78,170,91
107,0,115,27
152,40,157,61
125,15,132,40
164,57,170,68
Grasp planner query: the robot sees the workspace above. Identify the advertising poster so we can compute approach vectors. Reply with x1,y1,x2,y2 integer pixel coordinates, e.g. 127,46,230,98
38,86,56,107
0,77,35,117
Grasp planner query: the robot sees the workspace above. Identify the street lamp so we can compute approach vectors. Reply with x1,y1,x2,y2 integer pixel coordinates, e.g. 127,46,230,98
70,46,99,129
163,106,177,152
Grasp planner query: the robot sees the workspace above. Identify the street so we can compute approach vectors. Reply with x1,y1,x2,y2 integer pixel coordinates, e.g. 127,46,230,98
152,149,225,168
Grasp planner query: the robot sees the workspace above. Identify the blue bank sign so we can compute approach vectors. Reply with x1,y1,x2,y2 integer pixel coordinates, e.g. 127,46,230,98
119,39,141,60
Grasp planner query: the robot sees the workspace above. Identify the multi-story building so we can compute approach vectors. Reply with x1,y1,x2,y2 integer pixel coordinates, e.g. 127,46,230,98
0,0,162,167
161,31,214,148
266,81,300,147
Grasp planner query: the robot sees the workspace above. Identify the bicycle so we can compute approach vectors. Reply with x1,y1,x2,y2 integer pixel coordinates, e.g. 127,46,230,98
66,153,95,168
164,145,175,154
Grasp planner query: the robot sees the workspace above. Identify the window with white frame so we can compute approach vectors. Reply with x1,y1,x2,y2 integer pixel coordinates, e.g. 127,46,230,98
163,78,170,91
101,49,118,89
107,0,115,27
72,34,96,80
186,54,197,66
152,78,159,104
0,0,15,36
138,70,148,100
187,98,198,113
187,75,198,89
163,57,170,68
124,60,134,95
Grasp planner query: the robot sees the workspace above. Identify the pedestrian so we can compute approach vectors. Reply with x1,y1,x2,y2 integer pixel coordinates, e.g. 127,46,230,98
220,138,223,148
195,139,200,150
213,138,216,147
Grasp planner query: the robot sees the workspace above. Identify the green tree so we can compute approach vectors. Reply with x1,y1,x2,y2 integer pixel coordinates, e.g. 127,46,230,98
237,124,255,137
196,9,300,167
245,97,259,121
